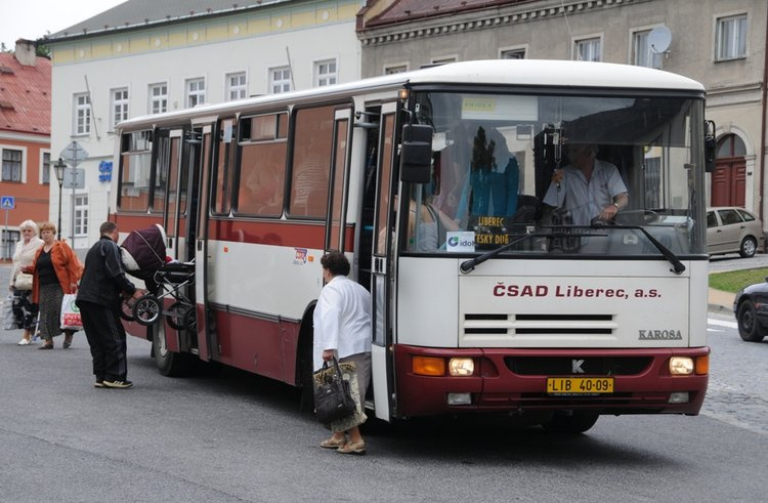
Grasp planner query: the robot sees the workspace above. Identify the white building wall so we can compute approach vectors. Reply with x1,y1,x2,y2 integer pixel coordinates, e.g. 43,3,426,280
49,1,362,250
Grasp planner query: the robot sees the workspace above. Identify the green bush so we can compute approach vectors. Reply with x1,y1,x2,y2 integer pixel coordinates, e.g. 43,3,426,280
709,268,768,293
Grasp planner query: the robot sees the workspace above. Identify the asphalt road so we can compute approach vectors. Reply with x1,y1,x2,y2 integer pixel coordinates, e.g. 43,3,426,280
0,261,766,503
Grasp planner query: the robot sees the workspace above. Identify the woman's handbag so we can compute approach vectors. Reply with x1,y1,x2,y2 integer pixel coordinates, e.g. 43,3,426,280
313,357,357,423
14,272,33,291
59,293,83,331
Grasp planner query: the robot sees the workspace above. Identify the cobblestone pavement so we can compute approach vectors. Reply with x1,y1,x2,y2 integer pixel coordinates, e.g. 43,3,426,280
704,315,768,437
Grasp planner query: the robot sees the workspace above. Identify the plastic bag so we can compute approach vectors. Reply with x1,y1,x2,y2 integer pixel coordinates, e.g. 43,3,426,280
60,294,83,331
2,294,15,330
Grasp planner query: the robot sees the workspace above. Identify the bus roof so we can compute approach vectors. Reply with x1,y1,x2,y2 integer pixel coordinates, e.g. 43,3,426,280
118,59,705,130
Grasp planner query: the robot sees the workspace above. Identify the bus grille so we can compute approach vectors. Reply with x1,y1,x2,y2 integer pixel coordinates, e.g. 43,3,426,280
463,313,616,336
504,356,651,376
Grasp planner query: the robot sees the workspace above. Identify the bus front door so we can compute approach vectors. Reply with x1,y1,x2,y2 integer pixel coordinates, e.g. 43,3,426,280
369,105,398,421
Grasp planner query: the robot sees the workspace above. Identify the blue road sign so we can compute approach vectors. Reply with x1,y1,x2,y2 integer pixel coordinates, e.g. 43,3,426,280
0,196,14,210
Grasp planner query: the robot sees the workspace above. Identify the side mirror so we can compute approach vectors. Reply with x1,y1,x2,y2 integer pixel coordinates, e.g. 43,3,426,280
705,120,717,173
400,124,433,184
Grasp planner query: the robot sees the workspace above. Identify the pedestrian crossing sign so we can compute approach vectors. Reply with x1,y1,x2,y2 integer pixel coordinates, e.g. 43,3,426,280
0,196,14,210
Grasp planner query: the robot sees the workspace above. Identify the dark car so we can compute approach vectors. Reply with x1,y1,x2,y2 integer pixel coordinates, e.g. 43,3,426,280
733,278,768,342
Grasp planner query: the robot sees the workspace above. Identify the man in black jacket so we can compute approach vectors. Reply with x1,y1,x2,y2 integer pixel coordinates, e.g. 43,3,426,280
77,221,143,389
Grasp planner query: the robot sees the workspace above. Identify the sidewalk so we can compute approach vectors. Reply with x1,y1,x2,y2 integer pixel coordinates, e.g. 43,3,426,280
708,288,735,315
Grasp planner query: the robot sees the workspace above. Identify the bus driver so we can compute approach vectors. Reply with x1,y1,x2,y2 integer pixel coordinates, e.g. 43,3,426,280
542,143,628,226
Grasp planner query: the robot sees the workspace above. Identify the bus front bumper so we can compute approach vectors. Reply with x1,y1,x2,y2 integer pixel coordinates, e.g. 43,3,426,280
393,344,709,419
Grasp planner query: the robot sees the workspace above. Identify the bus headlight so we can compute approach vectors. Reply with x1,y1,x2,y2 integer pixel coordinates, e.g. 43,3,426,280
669,356,694,375
448,358,475,376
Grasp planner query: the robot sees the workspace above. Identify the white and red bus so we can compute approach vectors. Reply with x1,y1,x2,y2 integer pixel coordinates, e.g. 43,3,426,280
114,60,710,432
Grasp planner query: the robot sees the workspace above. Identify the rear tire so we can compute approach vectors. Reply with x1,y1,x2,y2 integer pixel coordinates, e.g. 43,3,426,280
739,237,757,258
542,412,599,434
152,322,195,376
737,300,765,342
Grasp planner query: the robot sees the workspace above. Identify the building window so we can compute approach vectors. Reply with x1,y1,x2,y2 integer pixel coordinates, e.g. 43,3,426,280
41,152,51,184
716,14,747,61
270,67,291,94
384,64,408,75
226,72,247,101
74,194,88,236
1,148,22,182
149,83,168,114
186,78,206,107
74,93,91,135
314,59,337,87
500,48,526,60
633,30,664,69
575,37,602,62
111,88,129,129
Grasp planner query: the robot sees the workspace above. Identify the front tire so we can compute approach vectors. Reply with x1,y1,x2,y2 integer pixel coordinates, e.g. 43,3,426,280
542,412,599,434
737,300,765,342
739,237,757,258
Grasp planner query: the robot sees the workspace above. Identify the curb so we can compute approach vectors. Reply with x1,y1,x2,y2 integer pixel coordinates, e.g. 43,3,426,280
708,303,732,315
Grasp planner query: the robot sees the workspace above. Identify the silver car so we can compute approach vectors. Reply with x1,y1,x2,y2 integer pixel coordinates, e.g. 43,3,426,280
706,207,765,258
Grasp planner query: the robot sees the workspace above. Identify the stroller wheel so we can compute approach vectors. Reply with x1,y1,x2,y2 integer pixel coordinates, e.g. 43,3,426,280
120,299,136,321
167,302,188,330
183,305,197,332
133,295,162,326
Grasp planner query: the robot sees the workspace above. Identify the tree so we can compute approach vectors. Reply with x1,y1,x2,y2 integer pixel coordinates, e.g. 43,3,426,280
35,32,51,58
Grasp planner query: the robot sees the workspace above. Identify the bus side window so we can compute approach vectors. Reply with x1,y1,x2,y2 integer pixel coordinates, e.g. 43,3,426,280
212,118,237,215
289,106,335,218
238,143,286,216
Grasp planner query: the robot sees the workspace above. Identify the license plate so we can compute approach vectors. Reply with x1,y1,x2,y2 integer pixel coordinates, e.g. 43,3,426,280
547,377,614,395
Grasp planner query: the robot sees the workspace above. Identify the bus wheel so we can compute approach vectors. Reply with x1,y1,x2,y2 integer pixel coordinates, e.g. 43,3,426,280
152,322,194,377
133,295,161,326
298,336,315,414
542,412,599,434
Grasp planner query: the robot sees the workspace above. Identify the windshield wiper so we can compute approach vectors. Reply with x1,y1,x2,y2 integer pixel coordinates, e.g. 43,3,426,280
459,231,600,273
590,220,686,274
459,222,685,275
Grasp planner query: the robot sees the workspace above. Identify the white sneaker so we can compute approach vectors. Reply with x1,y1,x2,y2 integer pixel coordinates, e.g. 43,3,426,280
17,339,30,346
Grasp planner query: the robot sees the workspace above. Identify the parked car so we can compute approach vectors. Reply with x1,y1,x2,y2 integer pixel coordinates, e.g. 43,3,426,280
733,278,768,342
706,207,765,258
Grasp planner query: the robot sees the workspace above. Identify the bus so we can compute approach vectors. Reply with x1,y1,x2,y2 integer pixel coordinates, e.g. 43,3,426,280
114,60,710,432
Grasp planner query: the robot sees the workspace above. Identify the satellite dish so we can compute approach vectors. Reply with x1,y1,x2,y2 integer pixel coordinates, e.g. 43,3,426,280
648,26,672,53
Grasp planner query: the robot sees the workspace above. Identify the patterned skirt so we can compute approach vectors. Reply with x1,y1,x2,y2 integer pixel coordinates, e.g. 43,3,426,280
11,289,38,331
38,283,65,340
313,358,369,433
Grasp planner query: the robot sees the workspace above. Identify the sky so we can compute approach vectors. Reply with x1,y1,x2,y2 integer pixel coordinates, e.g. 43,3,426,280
0,0,126,50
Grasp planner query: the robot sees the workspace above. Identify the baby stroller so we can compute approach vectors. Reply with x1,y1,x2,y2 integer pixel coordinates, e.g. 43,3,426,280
119,224,196,331
131,260,196,331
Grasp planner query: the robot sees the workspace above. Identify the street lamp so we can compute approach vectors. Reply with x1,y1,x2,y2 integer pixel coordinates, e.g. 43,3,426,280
54,158,67,240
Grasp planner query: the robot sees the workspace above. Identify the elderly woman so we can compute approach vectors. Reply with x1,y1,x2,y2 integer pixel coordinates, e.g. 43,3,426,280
24,222,81,350
10,220,44,345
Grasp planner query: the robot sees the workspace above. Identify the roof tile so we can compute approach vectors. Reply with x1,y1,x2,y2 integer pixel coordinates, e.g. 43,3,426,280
0,53,51,135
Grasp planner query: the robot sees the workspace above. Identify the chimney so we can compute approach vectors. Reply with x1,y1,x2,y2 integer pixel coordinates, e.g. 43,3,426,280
14,38,37,66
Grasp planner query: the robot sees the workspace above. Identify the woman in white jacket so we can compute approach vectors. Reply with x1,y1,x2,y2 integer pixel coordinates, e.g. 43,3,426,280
10,220,43,345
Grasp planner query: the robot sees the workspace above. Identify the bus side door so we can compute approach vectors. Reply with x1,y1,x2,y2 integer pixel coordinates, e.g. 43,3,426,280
194,124,215,361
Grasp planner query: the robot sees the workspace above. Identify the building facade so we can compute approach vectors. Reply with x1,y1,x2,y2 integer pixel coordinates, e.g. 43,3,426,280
45,0,364,250
0,39,51,259
358,0,768,224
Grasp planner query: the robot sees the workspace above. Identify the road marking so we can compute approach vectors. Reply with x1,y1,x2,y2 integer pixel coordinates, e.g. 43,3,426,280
708,318,737,329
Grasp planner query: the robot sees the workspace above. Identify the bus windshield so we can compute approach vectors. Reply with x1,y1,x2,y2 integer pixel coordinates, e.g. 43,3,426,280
402,91,707,258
